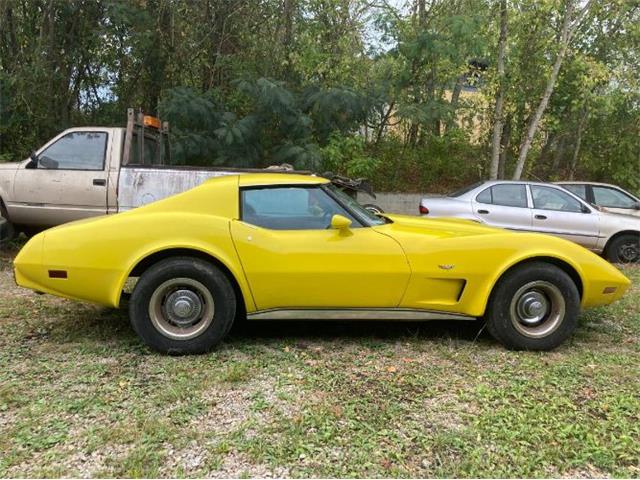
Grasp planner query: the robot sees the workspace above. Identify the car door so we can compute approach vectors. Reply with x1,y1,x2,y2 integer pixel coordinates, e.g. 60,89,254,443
230,185,411,311
529,185,600,249
471,183,532,231
11,130,110,227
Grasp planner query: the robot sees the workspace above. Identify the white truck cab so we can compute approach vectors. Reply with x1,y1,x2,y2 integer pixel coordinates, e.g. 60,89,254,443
0,110,292,242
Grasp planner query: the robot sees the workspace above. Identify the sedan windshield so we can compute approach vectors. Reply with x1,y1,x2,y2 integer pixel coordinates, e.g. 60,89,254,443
325,184,386,226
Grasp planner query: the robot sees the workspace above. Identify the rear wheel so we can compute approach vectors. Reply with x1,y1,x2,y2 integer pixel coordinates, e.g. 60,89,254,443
485,262,580,350
605,233,640,264
129,257,236,354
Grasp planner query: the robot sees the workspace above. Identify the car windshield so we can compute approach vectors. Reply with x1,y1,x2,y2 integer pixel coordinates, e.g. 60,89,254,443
325,184,386,226
448,181,484,197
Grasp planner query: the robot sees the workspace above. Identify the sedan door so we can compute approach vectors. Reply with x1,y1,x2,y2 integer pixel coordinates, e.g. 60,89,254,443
471,183,533,231
529,185,600,249
230,185,410,311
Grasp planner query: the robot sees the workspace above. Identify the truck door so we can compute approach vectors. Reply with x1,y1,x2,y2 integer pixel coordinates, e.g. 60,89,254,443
11,130,111,227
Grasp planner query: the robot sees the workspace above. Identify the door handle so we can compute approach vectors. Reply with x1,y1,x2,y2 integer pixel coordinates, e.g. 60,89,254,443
93,179,106,186
477,209,490,214
535,214,547,220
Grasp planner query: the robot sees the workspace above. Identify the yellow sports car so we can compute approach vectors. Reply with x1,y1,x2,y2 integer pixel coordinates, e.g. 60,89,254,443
14,174,631,353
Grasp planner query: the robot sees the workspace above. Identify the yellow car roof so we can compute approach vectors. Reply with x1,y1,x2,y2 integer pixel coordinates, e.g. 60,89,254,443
237,172,329,187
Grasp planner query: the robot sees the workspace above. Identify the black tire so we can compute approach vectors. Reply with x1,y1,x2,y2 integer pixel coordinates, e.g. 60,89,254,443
485,262,580,351
129,257,236,354
20,226,43,238
0,218,16,246
605,233,640,264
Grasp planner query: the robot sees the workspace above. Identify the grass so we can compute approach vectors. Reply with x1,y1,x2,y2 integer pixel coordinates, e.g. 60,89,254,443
0,243,639,478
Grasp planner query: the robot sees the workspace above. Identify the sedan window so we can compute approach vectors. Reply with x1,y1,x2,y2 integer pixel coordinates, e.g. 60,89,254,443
531,186,583,213
241,186,359,230
476,184,528,208
562,184,587,200
592,186,637,209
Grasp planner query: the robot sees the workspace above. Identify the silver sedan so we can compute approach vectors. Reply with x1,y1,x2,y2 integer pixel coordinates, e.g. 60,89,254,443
419,180,640,263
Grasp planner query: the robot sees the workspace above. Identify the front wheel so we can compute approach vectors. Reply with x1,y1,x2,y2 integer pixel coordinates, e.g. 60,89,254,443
485,262,580,350
605,234,640,264
129,257,236,354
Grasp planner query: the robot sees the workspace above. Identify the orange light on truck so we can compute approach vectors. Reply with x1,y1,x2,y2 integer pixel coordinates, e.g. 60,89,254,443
143,115,161,129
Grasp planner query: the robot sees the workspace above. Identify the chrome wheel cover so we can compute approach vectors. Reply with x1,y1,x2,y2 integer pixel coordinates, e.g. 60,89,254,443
509,281,565,338
149,278,215,340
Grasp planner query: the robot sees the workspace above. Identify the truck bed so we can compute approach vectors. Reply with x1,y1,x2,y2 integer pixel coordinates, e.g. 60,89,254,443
118,165,302,211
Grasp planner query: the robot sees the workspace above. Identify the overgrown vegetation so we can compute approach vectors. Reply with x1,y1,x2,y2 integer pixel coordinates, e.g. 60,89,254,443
1,1,639,193
0,249,639,477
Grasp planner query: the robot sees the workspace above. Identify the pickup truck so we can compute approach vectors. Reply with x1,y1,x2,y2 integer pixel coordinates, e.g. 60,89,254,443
0,110,291,243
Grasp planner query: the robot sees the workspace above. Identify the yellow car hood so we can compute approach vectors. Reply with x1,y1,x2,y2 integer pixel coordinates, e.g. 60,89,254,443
380,213,500,239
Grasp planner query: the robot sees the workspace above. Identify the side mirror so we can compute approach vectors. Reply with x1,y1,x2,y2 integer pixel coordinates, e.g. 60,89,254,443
330,214,352,231
634,202,640,210
25,152,38,169
581,204,591,214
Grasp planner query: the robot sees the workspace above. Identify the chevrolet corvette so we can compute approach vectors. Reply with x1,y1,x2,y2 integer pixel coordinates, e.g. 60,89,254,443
14,174,631,353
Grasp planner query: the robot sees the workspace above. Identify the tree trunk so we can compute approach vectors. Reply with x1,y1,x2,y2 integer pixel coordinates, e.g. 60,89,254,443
446,75,464,133
489,0,508,180
498,114,511,179
569,107,588,179
512,0,591,179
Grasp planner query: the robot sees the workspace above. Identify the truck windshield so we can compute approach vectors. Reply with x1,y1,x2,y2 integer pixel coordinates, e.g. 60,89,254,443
325,184,386,226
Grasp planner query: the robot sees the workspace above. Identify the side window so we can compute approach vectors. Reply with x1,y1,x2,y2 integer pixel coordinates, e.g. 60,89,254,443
593,186,637,209
476,187,492,204
531,186,583,213
38,132,107,170
241,186,358,230
476,185,527,207
562,184,587,200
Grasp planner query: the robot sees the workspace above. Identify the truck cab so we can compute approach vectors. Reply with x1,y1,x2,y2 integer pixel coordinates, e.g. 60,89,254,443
0,109,285,243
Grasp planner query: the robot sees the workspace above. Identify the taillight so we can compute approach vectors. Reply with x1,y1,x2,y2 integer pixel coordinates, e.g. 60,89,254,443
419,205,429,214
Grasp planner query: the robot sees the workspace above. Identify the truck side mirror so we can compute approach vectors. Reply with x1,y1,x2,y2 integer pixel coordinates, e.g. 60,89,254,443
25,152,38,169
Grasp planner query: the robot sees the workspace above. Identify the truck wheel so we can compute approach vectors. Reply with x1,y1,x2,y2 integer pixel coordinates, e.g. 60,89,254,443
129,257,236,354
605,234,640,264
485,262,580,351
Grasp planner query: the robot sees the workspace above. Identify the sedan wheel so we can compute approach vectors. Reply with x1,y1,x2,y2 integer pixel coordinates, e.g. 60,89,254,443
129,257,236,354
485,262,580,350
606,234,640,264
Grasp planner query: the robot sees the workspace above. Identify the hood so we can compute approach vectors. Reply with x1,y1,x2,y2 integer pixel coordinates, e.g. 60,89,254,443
380,213,500,239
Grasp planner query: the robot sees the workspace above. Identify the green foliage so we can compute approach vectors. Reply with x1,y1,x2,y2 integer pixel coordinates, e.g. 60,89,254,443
0,0,638,193
320,133,378,178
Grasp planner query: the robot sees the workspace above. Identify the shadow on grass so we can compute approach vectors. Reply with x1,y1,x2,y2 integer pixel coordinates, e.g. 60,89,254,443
46,304,493,350
227,317,491,346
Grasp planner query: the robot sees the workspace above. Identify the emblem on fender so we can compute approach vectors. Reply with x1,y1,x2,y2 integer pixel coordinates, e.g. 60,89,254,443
438,264,455,270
